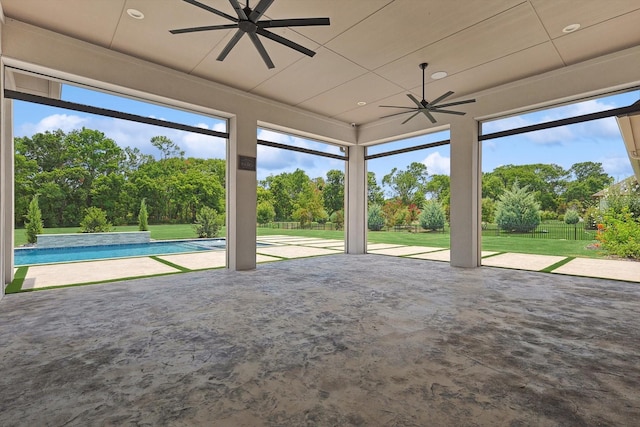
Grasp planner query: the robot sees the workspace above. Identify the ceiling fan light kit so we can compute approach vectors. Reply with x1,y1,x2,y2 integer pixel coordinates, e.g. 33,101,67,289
170,0,330,69
380,62,476,124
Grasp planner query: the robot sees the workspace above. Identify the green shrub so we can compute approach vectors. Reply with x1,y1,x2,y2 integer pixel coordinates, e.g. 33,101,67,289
564,209,580,225
193,206,220,238
419,200,445,231
293,207,313,228
138,198,149,231
368,204,385,231
482,197,496,223
583,205,603,230
24,195,44,244
394,207,410,226
257,201,276,224
540,210,557,221
80,207,112,233
495,181,541,233
597,208,640,259
330,210,344,230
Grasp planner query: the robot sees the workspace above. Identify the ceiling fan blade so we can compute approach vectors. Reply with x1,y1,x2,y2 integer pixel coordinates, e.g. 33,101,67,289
249,33,275,69
217,29,245,61
433,98,476,108
430,108,466,116
380,109,418,119
228,0,248,20
182,0,237,22
256,28,316,57
379,105,415,109
421,110,438,123
402,111,422,125
170,24,238,34
406,93,423,108
428,90,454,106
258,18,331,28
249,0,275,22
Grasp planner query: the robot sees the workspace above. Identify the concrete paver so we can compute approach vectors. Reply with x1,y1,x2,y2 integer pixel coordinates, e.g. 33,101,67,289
482,253,566,271
257,246,341,259
13,237,640,291
23,257,179,289
368,245,444,257
159,251,281,270
366,243,403,250
552,257,640,282
409,250,499,262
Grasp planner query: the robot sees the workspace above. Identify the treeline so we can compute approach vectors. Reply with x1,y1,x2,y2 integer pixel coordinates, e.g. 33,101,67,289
15,128,615,229
15,129,225,227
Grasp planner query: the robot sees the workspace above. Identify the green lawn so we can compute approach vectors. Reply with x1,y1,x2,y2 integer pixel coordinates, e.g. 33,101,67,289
256,226,602,258
14,224,222,247
14,223,604,259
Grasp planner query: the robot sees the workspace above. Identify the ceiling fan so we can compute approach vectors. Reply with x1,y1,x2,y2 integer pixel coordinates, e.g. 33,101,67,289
380,63,476,124
170,0,330,69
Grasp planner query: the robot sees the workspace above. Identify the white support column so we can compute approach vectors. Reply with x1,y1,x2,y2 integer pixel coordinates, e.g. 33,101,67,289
449,118,481,268
1,87,15,293
346,144,366,254
226,114,257,271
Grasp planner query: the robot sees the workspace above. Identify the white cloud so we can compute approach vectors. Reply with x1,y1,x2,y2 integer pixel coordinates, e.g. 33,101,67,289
19,113,88,135
600,156,634,180
482,98,622,146
422,151,450,175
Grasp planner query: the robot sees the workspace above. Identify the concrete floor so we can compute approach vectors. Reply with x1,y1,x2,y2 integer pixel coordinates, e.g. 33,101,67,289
1,255,639,426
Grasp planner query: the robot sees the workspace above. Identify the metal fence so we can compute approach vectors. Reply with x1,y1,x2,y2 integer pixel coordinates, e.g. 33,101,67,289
261,221,596,241
481,222,596,241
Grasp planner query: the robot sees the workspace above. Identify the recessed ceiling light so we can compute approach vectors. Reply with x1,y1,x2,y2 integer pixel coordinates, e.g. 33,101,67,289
127,9,145,20
562,23,580,33
357,101,367,106
431,71,448,80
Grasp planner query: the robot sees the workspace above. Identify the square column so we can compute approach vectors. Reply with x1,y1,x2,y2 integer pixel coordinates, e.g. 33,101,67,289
1,62,15,292
226,114,257,270
449,118,481,267
346,145,366,254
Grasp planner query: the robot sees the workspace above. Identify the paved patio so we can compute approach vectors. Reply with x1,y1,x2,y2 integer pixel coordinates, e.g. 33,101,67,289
1,254,639,426
9,235,640,291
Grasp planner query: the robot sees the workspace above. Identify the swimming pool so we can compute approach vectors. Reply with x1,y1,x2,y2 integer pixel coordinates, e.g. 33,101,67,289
14,238,227,266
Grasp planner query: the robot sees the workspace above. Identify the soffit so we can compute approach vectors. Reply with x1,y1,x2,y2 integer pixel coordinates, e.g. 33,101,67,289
2,0,639,129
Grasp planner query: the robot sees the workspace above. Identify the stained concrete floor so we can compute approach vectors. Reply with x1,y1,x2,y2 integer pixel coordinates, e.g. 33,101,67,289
1,254,639,426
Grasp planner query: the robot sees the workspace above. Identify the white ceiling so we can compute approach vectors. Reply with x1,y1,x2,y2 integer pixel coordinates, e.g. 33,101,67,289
2,0,640,127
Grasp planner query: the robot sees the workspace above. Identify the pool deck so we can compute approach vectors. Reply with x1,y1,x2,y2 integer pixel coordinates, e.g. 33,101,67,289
11,235,640,290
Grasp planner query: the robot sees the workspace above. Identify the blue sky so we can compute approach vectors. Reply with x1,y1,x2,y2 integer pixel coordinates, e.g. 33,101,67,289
13,85,640,186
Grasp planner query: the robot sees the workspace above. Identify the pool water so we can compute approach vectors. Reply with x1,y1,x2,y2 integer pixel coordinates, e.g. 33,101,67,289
14,239,227,266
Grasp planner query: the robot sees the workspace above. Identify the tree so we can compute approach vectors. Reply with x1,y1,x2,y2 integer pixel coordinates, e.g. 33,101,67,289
495,181,541,233
481,197,496,224
138,199,149,231
80,207,112,233
323,169,344,215
367,172,384,207
367,204,385,231
24,195,44,244
257,201,276,224
330,209,344,230
382,162,429,205
193,206,220,238
425,174,450,204
150,136,185,159
564,162,613,209
564,209,580,225
485,163,568,213
419,200,445,231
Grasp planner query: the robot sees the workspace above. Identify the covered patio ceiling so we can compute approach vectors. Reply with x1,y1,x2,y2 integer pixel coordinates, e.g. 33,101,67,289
2,0,640,139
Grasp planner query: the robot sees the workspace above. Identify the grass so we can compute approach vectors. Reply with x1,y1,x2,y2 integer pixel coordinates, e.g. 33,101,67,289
14,223,603,259
257,226,603,258
14,224,224,247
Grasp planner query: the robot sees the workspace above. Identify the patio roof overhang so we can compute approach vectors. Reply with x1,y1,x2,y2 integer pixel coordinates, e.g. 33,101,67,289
616,101,640,182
